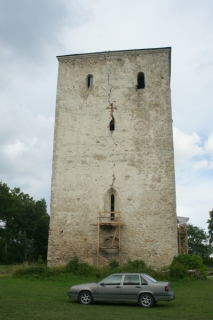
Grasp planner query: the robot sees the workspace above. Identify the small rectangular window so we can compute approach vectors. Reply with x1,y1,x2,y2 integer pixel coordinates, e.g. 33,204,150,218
87,74,93,88
137,72,145,89
110,117,115,131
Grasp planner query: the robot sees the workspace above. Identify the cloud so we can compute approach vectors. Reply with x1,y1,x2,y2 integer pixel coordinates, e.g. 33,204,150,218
0,0,213,228
176,179,213,230
0,101,54,210
205,133,213,155
173,127,213,229
173,127,204,165
173,127,213,170
0,1,62,59
0,0,91,61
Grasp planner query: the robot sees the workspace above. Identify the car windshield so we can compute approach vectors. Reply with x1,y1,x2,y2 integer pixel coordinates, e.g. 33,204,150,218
144,274,157,283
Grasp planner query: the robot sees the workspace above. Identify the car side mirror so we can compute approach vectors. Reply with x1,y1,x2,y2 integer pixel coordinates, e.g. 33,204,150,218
100,282,105,286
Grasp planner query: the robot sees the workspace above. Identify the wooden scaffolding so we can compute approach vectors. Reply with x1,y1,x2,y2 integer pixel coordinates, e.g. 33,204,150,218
177,217,189,254
94,211,125,266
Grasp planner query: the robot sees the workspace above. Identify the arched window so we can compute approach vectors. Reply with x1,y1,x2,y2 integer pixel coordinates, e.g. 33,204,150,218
86,74,93,88
104,187,120,215
111,194,115,220
110,116,115,131
137,72,145,89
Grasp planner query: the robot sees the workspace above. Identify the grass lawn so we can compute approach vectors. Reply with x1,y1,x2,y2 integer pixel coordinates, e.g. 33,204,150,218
0,275,212,320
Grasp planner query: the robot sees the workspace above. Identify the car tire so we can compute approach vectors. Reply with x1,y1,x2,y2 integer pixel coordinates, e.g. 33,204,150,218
139,293,154,308
79,291,93,305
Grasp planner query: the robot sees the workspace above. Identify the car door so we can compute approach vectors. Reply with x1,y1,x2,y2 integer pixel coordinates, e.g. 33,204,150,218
97,274,123,301
120,275,141,301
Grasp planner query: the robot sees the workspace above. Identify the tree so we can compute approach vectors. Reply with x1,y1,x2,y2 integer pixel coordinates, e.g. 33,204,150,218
207,208,213,246
0,182,49,264
187,224,212,264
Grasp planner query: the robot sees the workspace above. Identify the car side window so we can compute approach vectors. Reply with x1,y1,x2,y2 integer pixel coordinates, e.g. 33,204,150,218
140,276,148,285
123,275,140,285
103,275,123,285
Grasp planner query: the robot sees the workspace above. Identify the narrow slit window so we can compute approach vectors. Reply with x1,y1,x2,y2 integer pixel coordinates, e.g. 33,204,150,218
137,72,145,89
86,74,93,88
111,194,114,220
110,116,115,131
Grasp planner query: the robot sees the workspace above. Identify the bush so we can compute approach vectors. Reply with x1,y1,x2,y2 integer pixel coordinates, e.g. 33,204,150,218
169,254,207,279
169,262,187,279
13,255,207,281
118,259,147,273
108,259,119,269
37,255,46,265
13,265,50,278
65,256,79,273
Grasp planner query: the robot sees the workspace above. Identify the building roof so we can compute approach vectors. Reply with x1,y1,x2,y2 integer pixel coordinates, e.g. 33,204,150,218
177,216,189,225
56,47,172,78
57,47,171,58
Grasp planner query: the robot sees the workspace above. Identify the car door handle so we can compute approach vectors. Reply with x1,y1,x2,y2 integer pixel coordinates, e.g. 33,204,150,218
115,286,121,288
135,286,141,288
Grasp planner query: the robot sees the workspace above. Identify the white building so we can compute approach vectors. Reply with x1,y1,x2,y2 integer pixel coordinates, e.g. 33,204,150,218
48,48,178,268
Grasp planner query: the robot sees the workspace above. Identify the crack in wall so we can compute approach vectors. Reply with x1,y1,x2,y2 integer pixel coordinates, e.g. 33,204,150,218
107,74,113,105
110,133,117,188
107,73,118,189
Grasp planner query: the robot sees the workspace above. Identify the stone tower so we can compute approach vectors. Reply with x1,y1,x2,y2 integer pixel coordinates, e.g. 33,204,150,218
48,47,178,268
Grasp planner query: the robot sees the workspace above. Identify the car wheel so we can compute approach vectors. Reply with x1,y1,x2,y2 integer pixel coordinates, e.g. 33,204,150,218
139,293,154,308
79,291,93,305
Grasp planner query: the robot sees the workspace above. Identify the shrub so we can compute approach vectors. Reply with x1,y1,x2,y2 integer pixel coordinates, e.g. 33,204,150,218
108,259,119,269
169,261,187,279
169,254,207,279
120,259,146,272
65,257,95,277
13,265,50,278
37,255,46,265
65,256,79,273
77,262,95,276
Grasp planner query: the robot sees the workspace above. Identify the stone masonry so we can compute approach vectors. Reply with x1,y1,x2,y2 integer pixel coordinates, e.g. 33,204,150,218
48,47,178,268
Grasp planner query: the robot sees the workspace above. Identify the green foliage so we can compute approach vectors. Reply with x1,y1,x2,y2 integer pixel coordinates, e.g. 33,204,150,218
123,259,146,272
203,256,213,267
187,224,212,264
170,254,207,279
65,256,96,277
169,261,187,279
37,255,46,265
13,256,171,282
207,208,213,247
65,256,80,273
14,265,50,278
65,256,94,276
13,255,209,282
0,181,49,264
108,259,119,269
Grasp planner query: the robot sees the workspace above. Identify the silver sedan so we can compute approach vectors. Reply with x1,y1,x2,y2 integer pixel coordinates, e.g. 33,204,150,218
67,273,175,307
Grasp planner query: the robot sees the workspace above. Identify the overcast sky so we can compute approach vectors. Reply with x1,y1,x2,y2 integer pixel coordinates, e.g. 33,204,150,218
0,0,212,231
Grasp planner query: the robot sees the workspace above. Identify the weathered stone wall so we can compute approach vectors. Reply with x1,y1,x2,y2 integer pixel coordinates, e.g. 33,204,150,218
48,48,178,268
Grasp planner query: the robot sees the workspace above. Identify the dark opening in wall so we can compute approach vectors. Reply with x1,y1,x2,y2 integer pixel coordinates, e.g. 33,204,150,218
137,72,145,89
87,74,93,88
110,117,115,131
111,194,114,220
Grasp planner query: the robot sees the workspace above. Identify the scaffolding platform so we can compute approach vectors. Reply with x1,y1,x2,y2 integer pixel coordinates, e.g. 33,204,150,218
91,211,125,266
177,216,189,254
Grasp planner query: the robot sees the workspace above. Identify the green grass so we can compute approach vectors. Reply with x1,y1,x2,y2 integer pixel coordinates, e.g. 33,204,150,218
0,264,23,275
0,275,213,320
